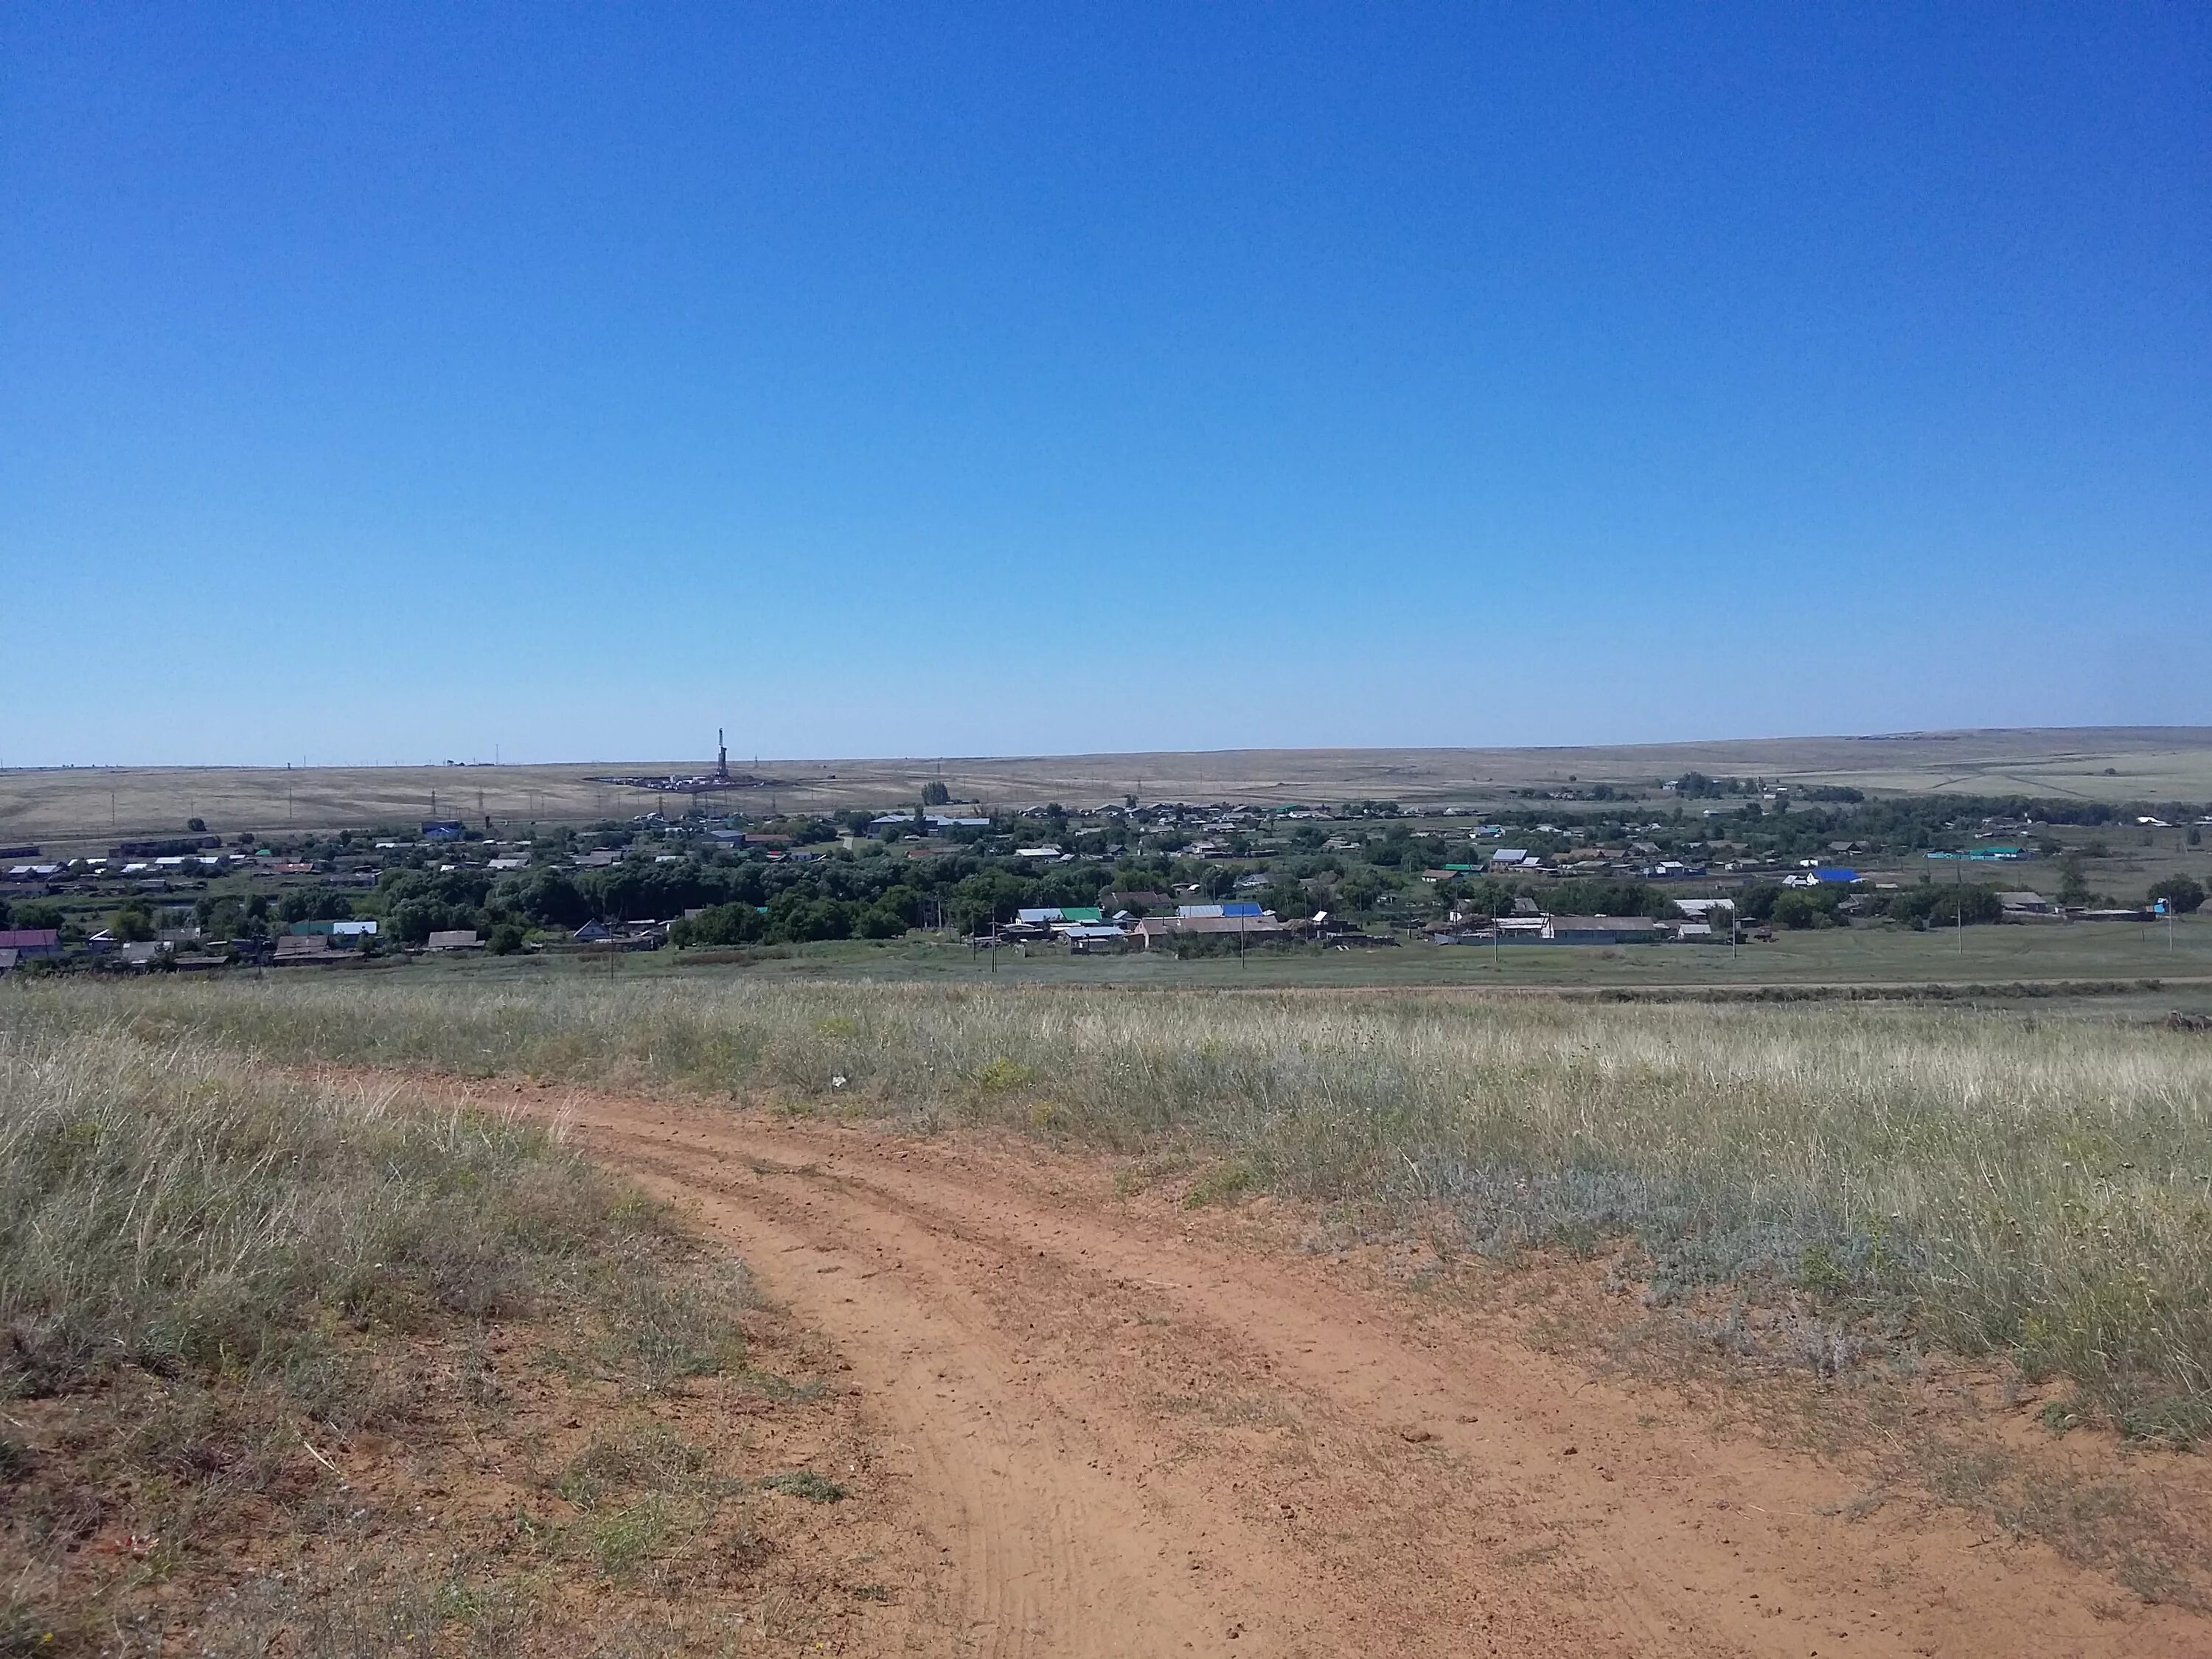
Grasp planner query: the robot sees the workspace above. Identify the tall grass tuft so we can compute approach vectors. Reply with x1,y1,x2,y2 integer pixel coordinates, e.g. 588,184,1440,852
15,976,2212,1437
0,1023,681,1410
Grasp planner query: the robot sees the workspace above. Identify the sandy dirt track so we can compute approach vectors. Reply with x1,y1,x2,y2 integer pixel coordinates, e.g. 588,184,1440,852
454,1079,2211,1658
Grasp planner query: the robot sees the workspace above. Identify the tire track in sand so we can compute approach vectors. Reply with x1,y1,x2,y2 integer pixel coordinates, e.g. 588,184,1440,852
465,1082,2211,1659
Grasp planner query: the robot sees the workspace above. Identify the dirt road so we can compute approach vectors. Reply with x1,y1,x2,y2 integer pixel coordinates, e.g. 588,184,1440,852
465,1079,2208,1658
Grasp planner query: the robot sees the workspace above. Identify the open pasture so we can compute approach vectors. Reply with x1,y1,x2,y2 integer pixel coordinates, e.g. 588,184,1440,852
8,725,2212,845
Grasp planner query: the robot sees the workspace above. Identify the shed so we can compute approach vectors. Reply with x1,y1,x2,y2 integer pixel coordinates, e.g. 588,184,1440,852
1543,916,1663,945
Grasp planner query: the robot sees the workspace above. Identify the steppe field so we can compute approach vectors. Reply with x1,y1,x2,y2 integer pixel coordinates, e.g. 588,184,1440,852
10,970,2212,1656
8,725,2212,844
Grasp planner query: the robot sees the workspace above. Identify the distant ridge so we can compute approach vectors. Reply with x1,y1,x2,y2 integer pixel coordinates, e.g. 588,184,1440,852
6,728,2212,844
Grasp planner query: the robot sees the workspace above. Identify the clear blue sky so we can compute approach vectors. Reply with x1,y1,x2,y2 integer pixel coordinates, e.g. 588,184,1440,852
4,4,2207,765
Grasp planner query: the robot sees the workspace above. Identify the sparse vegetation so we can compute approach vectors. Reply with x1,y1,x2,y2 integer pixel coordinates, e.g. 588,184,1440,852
0,998,891,1653
759,1469,846,1503
22,974,2212,1444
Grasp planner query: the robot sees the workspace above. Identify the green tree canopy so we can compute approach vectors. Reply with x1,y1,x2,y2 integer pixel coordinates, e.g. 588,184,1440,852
2150,874,2205,914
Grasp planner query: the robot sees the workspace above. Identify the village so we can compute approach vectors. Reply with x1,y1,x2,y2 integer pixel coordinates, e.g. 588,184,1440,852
2,782,2202,975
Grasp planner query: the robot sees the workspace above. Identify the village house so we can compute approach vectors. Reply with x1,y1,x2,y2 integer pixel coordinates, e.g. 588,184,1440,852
0,928,62,959
1131,914,1287,950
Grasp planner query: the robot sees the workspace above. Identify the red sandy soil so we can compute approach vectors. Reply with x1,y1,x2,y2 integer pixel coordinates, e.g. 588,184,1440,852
416,1074,2212,1658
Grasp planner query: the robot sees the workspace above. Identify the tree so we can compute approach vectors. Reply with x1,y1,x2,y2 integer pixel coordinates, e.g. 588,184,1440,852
2149,875,2205,915
1770,889,1840,930
276,886,355,924
1735,883,1784,924
110,905,156,942
948,872,1028,933
765,894,853,942
671,903,765,948
855,902,908,939
1334,868,1387,912
187,816,206,832
922,780,951,807
1886,884,2002,928
195,894,250,939
10,900,62,936
498,867,593,929
2056,853,2093,907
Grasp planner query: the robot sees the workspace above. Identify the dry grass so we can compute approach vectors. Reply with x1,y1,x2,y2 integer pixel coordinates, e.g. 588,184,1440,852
0,1009,782,1652
8,728,2210,844
15,975,2212,1443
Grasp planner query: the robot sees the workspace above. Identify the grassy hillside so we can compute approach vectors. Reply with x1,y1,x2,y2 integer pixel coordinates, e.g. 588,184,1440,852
33,973,2212,1444
0,1006,887,1655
